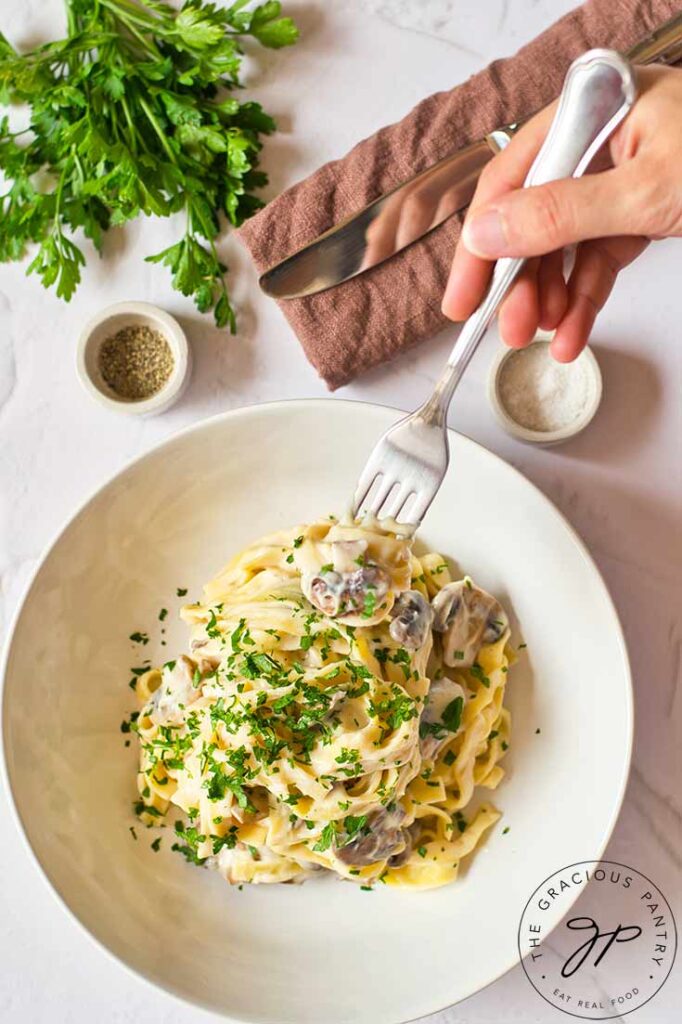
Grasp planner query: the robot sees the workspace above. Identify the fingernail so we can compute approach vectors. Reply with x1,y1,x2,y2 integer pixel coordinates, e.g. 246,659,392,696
463,208,507,257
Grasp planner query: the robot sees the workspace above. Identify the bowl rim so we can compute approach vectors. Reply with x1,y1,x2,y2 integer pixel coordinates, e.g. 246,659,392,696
75,300,191,416
0,398,633,1023
487,337,603,446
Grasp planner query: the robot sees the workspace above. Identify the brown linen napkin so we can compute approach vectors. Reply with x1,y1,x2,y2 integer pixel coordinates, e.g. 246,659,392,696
238,0,679,390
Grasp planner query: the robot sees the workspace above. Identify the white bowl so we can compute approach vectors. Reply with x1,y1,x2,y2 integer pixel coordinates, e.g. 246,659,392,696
1,400,632,1024
488,336,602,446
76,301,191,415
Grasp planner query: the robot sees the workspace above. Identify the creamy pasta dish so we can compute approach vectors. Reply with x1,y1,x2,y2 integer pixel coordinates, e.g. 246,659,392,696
131,518,514,889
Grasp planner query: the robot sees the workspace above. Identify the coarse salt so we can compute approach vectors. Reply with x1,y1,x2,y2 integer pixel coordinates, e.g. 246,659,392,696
497,342,592,432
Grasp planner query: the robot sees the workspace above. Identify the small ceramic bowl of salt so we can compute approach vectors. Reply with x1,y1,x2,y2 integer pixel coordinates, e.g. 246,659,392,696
487,332,602,446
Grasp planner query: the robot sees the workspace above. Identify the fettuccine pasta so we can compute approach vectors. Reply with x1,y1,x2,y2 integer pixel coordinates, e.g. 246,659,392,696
130,517,514,890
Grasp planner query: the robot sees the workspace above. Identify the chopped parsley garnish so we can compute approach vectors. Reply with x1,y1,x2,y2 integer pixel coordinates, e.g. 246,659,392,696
204,747,256,811
417,846,427,858
502,826,510,835
158,608,168,621
441,696,464,733
386,647,411,680
470,663,490,688
334,748,361,777
121,711,140,735
242,651,281,678
129,632,149,644
313,822,336,852
320,564,334,573
369,685,418,735
343,815,368,839
230,617,249,651
206,609,222,640
293,536,304,548
443,750,456,766
452,650,465,660
176,588,188,597
151,837,162,852
133,799,163,819
171,820,207,865
361,589,377,619
286,554,294,564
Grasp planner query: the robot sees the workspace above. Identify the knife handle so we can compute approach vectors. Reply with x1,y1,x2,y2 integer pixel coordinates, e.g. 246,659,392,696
626,10,682,65
427,49,636,413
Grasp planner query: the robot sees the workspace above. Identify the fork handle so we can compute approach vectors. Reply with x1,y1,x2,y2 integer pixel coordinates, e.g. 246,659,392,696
421,49,637,425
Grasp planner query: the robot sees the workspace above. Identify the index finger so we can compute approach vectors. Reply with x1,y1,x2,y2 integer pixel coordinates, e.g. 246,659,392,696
441,101,557,321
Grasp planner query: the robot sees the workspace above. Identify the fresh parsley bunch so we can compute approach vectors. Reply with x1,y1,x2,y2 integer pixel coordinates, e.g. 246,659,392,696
0,0,298,330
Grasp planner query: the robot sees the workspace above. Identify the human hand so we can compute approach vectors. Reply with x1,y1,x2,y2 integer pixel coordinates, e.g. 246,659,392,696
441,66,682,361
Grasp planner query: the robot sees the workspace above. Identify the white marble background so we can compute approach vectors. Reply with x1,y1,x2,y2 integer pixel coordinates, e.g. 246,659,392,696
0,0,680,1021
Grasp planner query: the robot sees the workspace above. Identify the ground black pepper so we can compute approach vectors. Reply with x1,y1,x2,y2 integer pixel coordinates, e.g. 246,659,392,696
99,324,174,400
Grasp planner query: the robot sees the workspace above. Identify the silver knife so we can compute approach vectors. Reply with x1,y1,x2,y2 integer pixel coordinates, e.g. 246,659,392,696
260,11,682,300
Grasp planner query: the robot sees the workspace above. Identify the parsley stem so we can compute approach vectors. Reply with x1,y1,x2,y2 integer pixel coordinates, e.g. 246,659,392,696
119,94,138,154
138,96,177,164
98,0,163,60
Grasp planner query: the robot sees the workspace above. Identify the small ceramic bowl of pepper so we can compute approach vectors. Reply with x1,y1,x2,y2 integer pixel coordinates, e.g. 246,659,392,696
76,301,191,416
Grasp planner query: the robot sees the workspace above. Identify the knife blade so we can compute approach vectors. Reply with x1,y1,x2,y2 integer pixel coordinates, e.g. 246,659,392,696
260,131,514,300
259,11,682,300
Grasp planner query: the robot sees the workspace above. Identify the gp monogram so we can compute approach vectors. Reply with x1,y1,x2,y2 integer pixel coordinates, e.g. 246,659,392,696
518,861,677,1019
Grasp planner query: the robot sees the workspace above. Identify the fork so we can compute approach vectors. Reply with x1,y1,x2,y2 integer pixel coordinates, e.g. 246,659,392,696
352,48,636,526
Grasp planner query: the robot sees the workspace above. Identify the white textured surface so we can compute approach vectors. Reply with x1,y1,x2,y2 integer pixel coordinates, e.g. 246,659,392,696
0,1,680,1022
1,402,634,1024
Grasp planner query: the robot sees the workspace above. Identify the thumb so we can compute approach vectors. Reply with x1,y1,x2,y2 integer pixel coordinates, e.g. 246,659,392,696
462,165,647,258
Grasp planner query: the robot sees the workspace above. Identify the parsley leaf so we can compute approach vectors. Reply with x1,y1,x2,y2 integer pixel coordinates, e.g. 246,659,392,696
313,822,335,852
442,696,464,733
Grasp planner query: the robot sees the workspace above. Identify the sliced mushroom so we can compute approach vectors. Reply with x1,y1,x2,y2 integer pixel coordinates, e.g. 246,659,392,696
336,805,406,866
150,655,200,725
419,676,466,760
302,564,390,619
431,581,508,667
387,821,421,867
343,564,390,614
389,589,434,649
304,570,346,615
